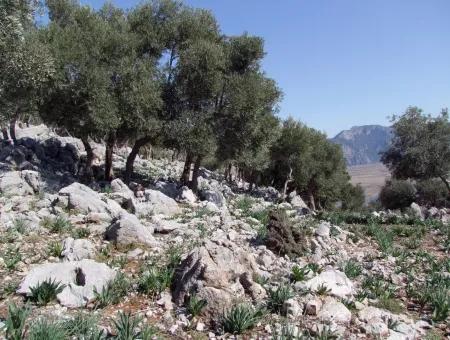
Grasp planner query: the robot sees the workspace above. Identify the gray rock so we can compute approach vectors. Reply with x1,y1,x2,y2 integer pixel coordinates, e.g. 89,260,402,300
17,259,116,307
177,186,196,204
105,212,158,247
200,189,226,208
171,239,259,319
305,298,323,315
315,222,331,238
0,170,41,196
151,216,183,234
283,298,303,319
317,298,352,324
61,237,96,261
410,202,424,220
109,179,135,210
302,269,354,298
58,183,120,217
135,189,181,217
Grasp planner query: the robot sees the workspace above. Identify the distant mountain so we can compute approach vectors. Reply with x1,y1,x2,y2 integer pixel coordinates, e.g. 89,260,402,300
331,125,392,166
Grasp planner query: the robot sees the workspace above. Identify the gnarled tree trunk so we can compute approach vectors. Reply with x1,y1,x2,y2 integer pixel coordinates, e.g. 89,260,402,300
124,136,152,183
440,175,450,194
181,152,193,185
189,155,203,193
81,138,94,183
2,127,8,141
9,117,17,144
104,134,115,181
281,166,293,201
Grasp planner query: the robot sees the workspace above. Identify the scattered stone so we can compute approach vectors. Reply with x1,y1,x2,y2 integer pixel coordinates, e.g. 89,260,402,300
303,269,354,298
317,298,352,324
17,259,116,307
61,237,96,261
105,212,158,247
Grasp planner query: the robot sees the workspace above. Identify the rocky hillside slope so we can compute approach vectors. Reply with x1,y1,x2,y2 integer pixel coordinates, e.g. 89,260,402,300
331,125,392,166
0,125,448,339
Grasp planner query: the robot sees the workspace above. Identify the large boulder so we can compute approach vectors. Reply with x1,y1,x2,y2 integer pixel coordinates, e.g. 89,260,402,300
17,259,116,307
302,269,354,298
171,239,261,321
199,189,226,208
61,237,96,261
58,182,120,217
135,189,181,217
105,212,158,247
317,297,352,324
109,178,135,211
0,170,41,196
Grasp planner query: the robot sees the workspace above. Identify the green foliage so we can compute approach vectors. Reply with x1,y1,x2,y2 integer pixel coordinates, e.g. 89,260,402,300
63,312,99,338
221,304,265,334
379,179,416,210
41,214,72,233
29,279,65,306
416,179,450,208
12,218,28,234
342,259,363,278
315,283,331,296
381,107,450,194
93,272,129,308
112,312,141,340
47,241,63,257
186,294,207,317
71,227,91,239
138,267,173,297
340,183,366,211
28,318,67,340
267,284,294,314
290,265,310,282
4,303,30,340
3,246,22,271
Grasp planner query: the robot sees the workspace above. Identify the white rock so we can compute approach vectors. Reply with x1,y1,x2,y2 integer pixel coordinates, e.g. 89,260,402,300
105,212,158,247
177,186,196,204
17,259,116,307
315,222,331,238
303,269,354,298
317,298,352,324
61,237,96,261
283,298,303,319
135,189,181,216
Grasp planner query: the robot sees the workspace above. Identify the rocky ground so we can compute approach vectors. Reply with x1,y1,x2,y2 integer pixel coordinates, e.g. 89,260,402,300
0,125,448,339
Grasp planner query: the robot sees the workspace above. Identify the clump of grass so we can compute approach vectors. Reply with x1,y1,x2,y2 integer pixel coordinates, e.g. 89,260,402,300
28,318,67,340
3,246,22,271
376,297,404,314
267,285,294,314
112,312,144,339
221,304,264,334
290,265,310,282
235,196,254,214
71,227,91,239
307,263,322,274
4,303,30,340
315,283,331,296
138,267,173,298
47,241,63,258
62,312,100,338
186,294,207,317
41,215,72,233
93,272,129,308
12,218,28,234
342,259,362,278
29,279,65,306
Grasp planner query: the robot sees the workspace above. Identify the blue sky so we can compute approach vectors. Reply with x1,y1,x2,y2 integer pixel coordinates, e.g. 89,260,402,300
78,0,450,137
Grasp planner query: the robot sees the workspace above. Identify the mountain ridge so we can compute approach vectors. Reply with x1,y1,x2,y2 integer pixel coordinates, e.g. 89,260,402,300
331,124,392,166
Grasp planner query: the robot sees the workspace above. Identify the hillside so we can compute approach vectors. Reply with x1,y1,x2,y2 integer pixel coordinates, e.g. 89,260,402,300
331,125,392,166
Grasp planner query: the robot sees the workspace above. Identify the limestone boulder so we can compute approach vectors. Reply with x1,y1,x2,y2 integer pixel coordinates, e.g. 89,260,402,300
17,259,116,307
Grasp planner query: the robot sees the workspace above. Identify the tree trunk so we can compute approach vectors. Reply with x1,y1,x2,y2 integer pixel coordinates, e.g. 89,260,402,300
9,117,17,144
440,175,450,194
104,134,115,181
181,152,193,185
81,138,94,183
281,166,293,201
1,127,8,141
124,136,152,183
308,191,316,211
189,155,203,193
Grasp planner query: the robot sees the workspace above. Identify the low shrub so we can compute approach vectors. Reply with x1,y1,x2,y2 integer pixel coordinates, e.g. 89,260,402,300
379,179,416,210
29,279,65,306
221,304,264,334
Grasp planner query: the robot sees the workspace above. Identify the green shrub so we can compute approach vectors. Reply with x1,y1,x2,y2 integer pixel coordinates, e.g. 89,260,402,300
28,318,67,340
112,312,141,340
4,303,30,340
3,246,22,271
379,180,416,210
63,312,99,338
221,304,264,334
290,265,309,282
29,279,65,305
47,241,63,257
138,267,173,297
267,284,294,313
416,179,450,208
342,259,362,278
12,218,28,234
93,272,129,308
42,215,72,233
71,227,91,239
186,294,207,317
